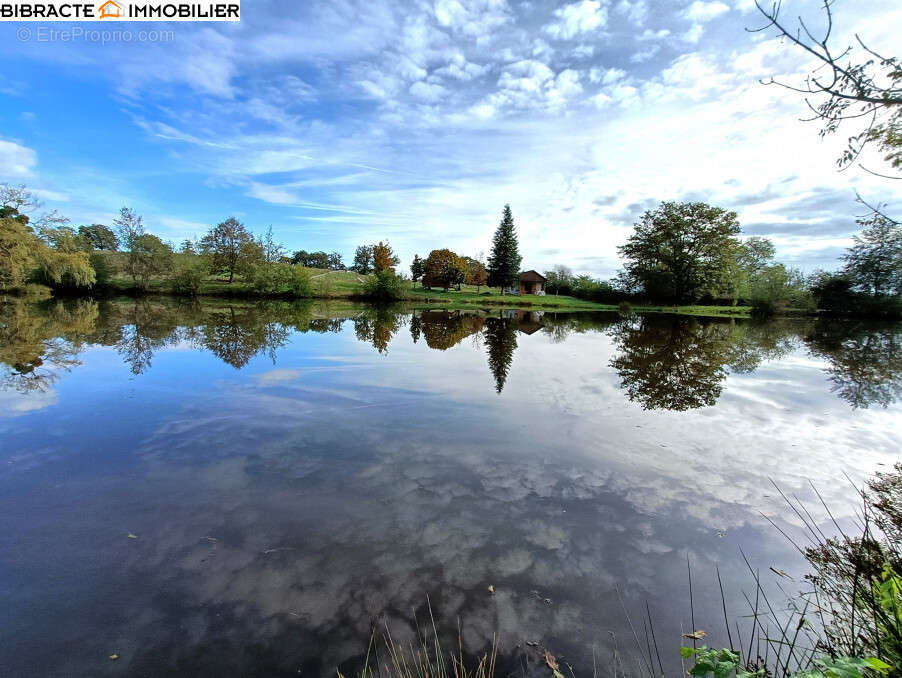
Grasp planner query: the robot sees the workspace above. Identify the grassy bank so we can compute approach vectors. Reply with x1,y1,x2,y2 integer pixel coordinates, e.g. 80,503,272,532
95,270,758,316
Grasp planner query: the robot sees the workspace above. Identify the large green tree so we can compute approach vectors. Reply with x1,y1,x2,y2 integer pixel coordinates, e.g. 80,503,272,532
0,212,40,289
618,201,741,303
351,245,374,274
1,206,95,290
410,254,425,283
200,217,255,283
78,224,118,251
126,233,172,291
487,204,522,291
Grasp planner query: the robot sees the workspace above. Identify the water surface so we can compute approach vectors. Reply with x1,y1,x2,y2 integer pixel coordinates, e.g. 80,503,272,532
1,297,900,677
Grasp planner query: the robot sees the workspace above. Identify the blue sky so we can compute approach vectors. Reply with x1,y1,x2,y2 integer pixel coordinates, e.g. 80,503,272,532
1,0,899,276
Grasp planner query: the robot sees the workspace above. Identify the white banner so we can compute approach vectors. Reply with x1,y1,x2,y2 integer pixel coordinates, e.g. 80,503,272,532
1,0,239,20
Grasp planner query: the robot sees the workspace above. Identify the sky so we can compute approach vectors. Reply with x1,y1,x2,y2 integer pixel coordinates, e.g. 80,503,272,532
1,0,900,276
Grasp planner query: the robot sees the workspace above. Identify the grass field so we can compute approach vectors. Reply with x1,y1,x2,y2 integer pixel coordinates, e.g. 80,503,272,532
99,268,757,317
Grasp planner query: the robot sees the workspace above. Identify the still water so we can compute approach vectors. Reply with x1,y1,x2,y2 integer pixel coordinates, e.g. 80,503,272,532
1,297,900,677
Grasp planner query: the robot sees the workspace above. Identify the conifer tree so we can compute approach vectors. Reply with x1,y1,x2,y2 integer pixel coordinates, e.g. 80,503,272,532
487,204,522,292
484,316,518,393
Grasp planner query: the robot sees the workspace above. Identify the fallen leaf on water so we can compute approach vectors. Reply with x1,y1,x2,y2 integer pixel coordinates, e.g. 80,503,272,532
109,654,119,660
544,649,564,678
127,534,137,539
682,630,706,640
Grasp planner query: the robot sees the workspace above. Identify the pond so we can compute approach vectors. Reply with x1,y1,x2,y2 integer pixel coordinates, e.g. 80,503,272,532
1,297,901,677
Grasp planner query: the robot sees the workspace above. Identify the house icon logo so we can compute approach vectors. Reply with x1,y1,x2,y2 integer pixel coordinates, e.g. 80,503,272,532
98,0,121,18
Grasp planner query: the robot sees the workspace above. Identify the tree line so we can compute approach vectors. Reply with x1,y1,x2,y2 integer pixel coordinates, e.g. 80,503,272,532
2,182,899,316
541,200,901,318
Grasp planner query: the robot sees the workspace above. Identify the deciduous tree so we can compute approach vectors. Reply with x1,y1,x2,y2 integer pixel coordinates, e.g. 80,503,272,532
200,217,255,283
842,214,902,298
544,264,574,295
126,233,172,291
423,249,467,290
78,224,119,251
618,201,741,303
410,254,425,284
372,241,399,273
113,207,145,251
351,245,373,274
463,256,488,292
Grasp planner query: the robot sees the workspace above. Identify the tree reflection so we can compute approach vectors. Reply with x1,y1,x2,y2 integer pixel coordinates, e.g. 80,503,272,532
805,320,902,409
607,316,796,411
0,298,98,392
353,307,404,354
608,316,729,410
6,297,899,410
419,311,484,350
483,316,518,393
201,306,291,369
115,300,185,374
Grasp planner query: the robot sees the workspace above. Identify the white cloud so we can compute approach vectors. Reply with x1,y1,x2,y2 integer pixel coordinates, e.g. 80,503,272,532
545,0,608,40
630,45,660,62
682,23,705,43
12,0,899,278
638,28,671,40
409,80,448,102
615,0,647,26
682,0,730,22
0,139,37,178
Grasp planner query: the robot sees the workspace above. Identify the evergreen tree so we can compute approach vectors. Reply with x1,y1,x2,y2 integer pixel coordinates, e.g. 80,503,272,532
487,204,522,292
483,316,518,393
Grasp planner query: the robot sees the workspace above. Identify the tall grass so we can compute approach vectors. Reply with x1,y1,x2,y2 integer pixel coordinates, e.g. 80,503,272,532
344,468,902,678
676,471,901,678
344,600,498,678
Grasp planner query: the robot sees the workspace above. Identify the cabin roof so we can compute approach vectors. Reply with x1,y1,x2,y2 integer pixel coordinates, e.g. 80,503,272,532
519,270,546,282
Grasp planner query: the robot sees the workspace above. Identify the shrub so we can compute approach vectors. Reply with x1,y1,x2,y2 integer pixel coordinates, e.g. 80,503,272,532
170,258,207,296
360,270,406,301
617,300,633,315
287,266,312,298
89,252,115,288
750,298,777,318
248,262,285,295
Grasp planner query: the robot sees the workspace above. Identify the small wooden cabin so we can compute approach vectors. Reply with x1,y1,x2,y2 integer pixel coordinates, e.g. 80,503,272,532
518,270,547,295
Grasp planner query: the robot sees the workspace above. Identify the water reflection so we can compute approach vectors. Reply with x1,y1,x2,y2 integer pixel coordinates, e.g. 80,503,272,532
804,319,902,409
607,316,796,411
0,298,98,392
1,297,901,411
1,296,901,677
